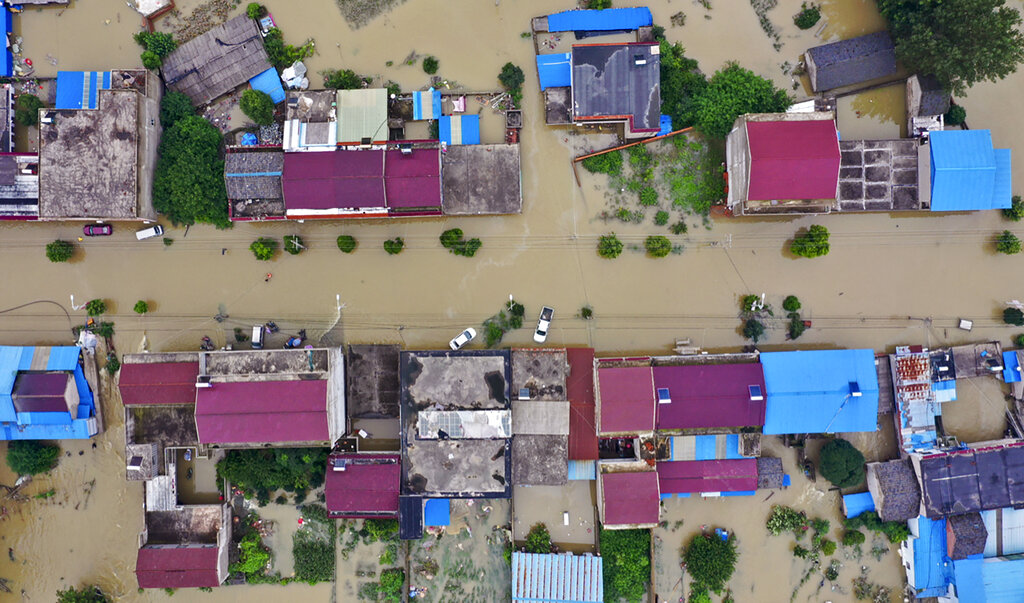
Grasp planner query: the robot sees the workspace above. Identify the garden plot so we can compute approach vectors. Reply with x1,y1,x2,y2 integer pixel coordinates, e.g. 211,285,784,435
336,519,405,601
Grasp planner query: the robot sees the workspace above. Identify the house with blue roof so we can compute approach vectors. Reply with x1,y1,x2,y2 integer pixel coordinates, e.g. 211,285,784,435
926,130,1012,211
761,349,880,434
0,345,99,440
900,515,955,599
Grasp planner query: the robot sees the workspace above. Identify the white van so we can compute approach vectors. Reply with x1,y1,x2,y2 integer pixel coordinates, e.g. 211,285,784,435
135,225,164,240
251,325,265,349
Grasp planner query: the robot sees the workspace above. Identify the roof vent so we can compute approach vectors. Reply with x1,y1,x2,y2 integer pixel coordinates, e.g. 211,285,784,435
849,381,862,397
657,387,671,404
748,385,763,401
633,55,647,66
332,458,348,472
519,388,531,400
127,455,144,471
399,143,413,155
360,137,372,148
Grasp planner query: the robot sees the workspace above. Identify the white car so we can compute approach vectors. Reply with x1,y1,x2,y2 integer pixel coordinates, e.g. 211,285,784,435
449,328,477,351
534,306,554,343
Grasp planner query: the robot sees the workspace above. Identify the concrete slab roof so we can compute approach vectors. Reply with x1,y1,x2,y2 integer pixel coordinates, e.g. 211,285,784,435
512,349,568,401
441,144,522,215
513,400,569,435
512,434,568,486
145,506,221,545
401,430,510,496
402,350,510,411
38,90,138,219
347,345,401,419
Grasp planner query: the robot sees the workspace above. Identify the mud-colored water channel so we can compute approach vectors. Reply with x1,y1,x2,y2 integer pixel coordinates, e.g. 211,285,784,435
2,0,1024,601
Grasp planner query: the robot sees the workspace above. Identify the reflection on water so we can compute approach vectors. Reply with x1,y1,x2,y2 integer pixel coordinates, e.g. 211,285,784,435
838,83,907,139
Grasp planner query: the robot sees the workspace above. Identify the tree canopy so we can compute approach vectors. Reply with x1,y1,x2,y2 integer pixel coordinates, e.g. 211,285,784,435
322,68,363,90
820,438,866,489
15,94,44,127
153,115,230,228
217,448,328,504
600,528,650,603
878,0,1024,96
694,63,790,138
240,89,275,125
525,523,552,554
791,225,831,258
683,531,738,594
159,91,195,128
7,440,60,476
659,41,707,130
45,240,74,263
56,585,110,603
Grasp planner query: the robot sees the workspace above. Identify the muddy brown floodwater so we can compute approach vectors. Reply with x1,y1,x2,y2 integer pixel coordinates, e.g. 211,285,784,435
2,0,1024,601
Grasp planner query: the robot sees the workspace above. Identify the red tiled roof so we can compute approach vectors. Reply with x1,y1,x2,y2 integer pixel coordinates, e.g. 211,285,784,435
325,454,401,517
601,471,660,526
195,380,328,445
597,366,655,434
384,149,441,209
653,363,766,430
283,150,386,210
657,459,759,494
566,348,598,460
136,546,220,588
746,119,840,201
118,362,200,406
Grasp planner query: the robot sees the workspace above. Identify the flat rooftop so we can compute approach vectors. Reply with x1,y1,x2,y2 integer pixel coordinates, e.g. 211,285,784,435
400,350,511,497
38,90,138,219
441,144,522,215
512,434,568,485
286,90,337,122
347,345,401,419
837,139,920,211
511,349,568,401
205,349,329,378
129,405,198,450
145,506,221,545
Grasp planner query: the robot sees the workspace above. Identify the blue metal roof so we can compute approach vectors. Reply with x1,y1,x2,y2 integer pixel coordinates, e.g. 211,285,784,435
424,498,450,526
55,71,112,110
511,552,603,603
413,89,441,120
439,115,480,146
979,556,1024,602
953,557,985,603
761,349,880,434
842,492,875,518
536,53,571,90
547,8,653,33
914,516,954,597
0,9,11,78
248,67,285,104
929,130,1013,211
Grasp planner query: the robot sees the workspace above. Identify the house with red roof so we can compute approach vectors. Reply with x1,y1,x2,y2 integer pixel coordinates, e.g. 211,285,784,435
135,504,231,589
119,356,200,406
653,362,766,432
726,112,841,215
325,453,401,519
595,362,655,436
597,470,660,529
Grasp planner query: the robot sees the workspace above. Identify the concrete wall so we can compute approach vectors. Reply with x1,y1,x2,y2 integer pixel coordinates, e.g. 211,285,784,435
726,118,749,210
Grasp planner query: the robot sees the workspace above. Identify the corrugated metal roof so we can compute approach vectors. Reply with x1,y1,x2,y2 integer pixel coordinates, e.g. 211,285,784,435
842,492,875,518
979,556,1024,602
440,115,481,146
336,88,388,144
324,454,400,518
547,7,652,32
982,507,1024,557
412,89,441,120
601,471,659,526
511,552,603,603
195,379,329,445
912,516,953,595
537,53,571,91
248,67,285,104
745,119,840,201
761,349,879,434
567,459,596,480
55,71,112,110
597,366,655,434
566,348,598,460
136,545,221,588
119,361,199,406
653,363,766,429
930,130,1013,211
657,459,758,494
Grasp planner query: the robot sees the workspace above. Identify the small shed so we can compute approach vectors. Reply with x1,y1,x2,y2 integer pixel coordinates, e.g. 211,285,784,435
536,53,571,91
424,499,450,526
55,71,112,109
546,7,653,33
947,513,987,560
866,459,921,522
412,89,441,120
842,492,875,519
805,31,897,92
440,115,480,146
511,552,603,603
906,75,950,119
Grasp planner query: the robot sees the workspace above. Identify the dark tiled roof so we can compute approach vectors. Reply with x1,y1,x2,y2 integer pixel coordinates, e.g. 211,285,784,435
807,31,896,91
224,151,283,201
571,43,661,133
873,459,921,522
757,457,785,489
919,444,1024,518
947,513,988,560
162,15,271,105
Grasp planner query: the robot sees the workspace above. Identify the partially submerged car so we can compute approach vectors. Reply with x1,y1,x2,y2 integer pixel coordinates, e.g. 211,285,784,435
449,328,477,351
534,306,554,343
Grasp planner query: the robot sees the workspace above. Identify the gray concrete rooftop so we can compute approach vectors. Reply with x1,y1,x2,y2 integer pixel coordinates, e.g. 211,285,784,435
286,90,337,122
837,139,920,212
205,348,330,379
129,405,198,454
401,351,510,411
38,89,139,219
145,506,221,545
544,87,572,125
512,434,568,486
402,421,509,496
512,349,567,401
441,144,522,215
347,344,400,418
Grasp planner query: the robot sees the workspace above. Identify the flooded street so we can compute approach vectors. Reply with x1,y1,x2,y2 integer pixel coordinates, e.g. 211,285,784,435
0,0,1023,600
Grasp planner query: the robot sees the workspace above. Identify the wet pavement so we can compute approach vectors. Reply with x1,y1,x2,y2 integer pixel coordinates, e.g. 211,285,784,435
0,0,1023,601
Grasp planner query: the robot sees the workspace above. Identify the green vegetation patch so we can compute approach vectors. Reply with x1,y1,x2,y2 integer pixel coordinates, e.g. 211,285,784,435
600,528,650,603
7,440,60,476
217,448,328,505
293,504,336,584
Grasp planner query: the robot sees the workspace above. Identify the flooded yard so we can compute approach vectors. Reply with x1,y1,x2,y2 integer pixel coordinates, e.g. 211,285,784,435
0,0,1022,600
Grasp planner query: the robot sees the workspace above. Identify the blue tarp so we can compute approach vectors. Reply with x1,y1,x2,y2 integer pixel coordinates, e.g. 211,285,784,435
914,516,954,597
424,499,450,526
240,132,259,146
55,71,112,110
0,9,11,78
439,115,480,146
658,115,672,136
842,492,875,518
1003,351,1021,383
536,53,571,91
761,349,880,434
413,89,441,120
248,67,286,104
547,8,653,32
930,130,1013,211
